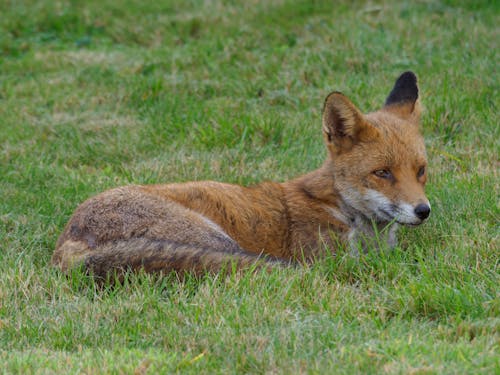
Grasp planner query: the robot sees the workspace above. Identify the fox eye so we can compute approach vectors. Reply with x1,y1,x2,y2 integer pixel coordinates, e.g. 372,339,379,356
373,169,392,179
417,166,426,178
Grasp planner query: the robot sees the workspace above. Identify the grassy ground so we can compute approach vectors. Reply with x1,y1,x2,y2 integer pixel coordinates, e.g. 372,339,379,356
0,0,498,373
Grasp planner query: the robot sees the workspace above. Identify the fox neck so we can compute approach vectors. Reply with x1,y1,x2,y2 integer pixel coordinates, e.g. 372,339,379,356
283,159,399,254
288,159,340,206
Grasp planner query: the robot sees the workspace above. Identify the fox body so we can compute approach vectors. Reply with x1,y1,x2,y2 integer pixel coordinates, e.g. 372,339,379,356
52,72,430,277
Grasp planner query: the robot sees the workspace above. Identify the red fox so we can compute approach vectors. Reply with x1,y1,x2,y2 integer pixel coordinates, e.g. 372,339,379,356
52,72,430,278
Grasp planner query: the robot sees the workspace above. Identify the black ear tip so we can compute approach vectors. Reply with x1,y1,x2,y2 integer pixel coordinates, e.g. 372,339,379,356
385,71,419,106
396,71,418,86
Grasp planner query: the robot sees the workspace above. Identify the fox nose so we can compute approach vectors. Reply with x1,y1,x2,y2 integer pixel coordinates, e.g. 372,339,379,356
414,203,431,220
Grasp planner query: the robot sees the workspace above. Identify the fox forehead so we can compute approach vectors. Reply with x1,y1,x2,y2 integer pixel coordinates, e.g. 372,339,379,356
364,111,427,167
334,112,426,177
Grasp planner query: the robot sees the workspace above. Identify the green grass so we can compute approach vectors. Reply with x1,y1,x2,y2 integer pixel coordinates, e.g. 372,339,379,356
0,0,498,373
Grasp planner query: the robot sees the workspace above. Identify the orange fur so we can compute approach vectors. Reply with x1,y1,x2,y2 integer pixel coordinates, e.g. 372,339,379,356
52,72,430,277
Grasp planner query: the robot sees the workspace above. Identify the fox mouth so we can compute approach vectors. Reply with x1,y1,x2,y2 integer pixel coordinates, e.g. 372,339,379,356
344,189,428,227
378,207,424,226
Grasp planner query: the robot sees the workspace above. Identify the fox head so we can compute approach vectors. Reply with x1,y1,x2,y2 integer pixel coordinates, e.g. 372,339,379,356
323,71,430,226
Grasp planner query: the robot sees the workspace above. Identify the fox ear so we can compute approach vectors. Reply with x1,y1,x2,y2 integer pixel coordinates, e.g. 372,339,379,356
323,92,379,151
384,71,421,123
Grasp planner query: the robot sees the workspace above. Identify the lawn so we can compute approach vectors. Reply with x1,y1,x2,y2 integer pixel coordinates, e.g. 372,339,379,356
0,0,498,373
